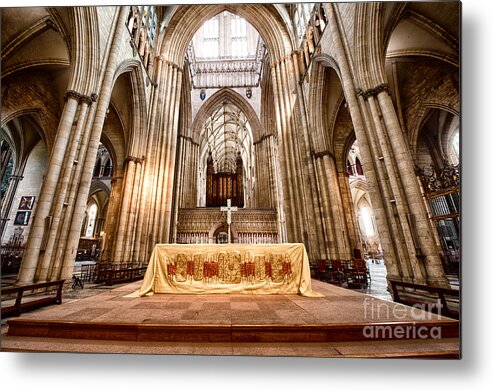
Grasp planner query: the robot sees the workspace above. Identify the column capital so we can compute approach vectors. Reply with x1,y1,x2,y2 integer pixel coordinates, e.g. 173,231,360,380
179,134,199,146
253,133,275,145
160,58,183,73
357,83,391,101
311,149,335,160
126,155,144,165
64,90,82,102
80,95,93,105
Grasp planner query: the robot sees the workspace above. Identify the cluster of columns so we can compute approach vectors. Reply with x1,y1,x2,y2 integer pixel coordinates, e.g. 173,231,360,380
175,135,199,209
17,6,131,283
323,3,448,287
131,58,183,263
14,4,450,289
311,150,357,260
270,53,321,258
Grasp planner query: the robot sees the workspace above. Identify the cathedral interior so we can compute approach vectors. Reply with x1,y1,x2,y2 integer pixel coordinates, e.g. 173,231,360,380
1,3,459,314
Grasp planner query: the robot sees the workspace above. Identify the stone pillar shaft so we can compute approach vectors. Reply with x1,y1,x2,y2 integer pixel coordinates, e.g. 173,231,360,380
59,6,130,280
112,158,137,264
134,56,164,262
38,99,91,281
100,177,123,262
18,94,80,283
376,91,448,286
325,3,401,281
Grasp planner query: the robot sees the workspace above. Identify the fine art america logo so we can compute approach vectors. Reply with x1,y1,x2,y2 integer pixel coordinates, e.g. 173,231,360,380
362,297,443,339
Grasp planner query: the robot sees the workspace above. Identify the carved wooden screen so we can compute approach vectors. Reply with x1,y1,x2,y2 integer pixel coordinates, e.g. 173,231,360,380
416,162,460,273
206,172,244,207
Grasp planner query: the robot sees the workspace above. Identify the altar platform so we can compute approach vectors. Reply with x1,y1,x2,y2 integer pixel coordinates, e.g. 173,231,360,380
2,279,459,357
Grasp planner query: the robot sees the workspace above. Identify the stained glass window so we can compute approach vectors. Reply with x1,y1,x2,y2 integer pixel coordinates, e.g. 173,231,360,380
85,203,98,238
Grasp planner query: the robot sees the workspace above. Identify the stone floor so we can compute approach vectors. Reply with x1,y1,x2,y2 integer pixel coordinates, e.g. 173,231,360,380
1,276,460,357
2,279,450,326
353,259,391,300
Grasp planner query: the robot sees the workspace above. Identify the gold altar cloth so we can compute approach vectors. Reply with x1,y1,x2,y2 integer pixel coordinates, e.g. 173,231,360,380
129,243,322,297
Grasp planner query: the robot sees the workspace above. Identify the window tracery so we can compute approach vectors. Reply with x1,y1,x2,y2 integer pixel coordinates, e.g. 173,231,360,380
127,5,159,70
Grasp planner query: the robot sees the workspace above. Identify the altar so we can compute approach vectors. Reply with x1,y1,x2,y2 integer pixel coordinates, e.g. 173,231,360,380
131,243,322,297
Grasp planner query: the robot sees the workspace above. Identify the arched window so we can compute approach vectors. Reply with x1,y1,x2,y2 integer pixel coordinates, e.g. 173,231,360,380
85,203,98,237
293,3,314,45
231,14,247,57
356,158,364,176
1,139,15,200
346,159,354,176
203,16,220,58
451,132,459,164
361,206,374,237
103,160,112,177
93,158,101,177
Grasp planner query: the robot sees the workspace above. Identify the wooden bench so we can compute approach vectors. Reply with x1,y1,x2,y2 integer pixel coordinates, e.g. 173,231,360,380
99,266,147,286
1,280,65,318
389,279,459,319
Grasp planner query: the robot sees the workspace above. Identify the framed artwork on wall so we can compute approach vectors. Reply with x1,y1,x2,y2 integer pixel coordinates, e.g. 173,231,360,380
14,211,31,225
18,196,35,210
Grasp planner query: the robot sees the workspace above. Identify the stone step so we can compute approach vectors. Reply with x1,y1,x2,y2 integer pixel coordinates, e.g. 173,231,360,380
6,318,459,343
1,335,460,358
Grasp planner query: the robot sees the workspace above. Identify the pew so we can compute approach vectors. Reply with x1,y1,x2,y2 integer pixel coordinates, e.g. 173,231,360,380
1,280,65,318
95,263,147,286
389,279,459,319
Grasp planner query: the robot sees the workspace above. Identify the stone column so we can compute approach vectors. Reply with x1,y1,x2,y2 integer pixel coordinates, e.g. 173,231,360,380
290,51,325,259
365,92,424,283
161,66,183,243
271,62,296,241
100,177,122,262
59,6,130,280
18,91,81,284
48,96,99,280
325,3,402,281
124,157,143,262
37,96,93,281
376,90,448,286
337,170,362,253
134,56,164,263
150,62,174,248
313,156,333,259
112,156,137,264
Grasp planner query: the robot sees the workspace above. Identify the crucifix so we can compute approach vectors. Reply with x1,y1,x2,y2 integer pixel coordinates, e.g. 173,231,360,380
220,199,237,244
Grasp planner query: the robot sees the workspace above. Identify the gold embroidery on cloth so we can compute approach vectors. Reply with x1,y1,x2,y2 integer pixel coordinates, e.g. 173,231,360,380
193,253,205,280
175,253,188,282
219,251,242,284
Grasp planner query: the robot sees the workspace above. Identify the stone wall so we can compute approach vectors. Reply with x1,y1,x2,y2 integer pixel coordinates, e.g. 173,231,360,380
3,140,48,244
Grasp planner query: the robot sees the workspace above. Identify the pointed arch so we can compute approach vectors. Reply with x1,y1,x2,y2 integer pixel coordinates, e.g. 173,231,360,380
113,59,149,157
66,7,100,95
158,4,294,65
191,88,262,143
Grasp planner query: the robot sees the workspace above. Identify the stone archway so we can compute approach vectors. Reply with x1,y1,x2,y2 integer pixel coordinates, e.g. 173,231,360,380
208,221,238,244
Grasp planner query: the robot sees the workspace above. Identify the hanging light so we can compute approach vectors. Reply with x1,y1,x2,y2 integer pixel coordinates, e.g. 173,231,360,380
200,89,206,100
246,87,252,99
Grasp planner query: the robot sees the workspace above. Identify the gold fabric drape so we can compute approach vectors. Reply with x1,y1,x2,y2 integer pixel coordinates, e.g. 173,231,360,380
129,243,322,297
